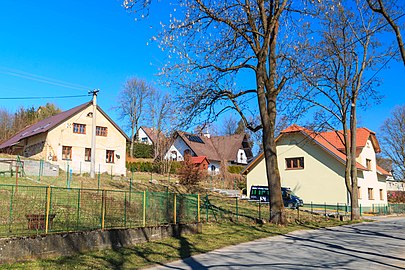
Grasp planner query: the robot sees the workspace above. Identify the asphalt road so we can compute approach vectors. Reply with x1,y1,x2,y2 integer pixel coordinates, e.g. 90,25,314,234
147,217,405,270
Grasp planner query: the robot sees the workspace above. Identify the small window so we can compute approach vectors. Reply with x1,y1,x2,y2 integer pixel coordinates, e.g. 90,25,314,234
211,165,216,171
85,148,91,162
62,146,72,160
141,137,148,142
106,150,114,163
379,189,384,200
96,126,108,136
73,123,86,134
171,151,177,161
358,186,361,199
366,159,372,170
368,188,374,200
286,157,304,169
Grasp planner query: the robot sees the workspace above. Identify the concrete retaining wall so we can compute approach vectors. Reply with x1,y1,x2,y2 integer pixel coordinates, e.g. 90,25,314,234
0,158,59,177
0,223,202,264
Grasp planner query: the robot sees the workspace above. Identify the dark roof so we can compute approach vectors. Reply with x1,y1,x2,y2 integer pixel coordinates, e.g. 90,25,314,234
0,101,129,149
175,131,251,162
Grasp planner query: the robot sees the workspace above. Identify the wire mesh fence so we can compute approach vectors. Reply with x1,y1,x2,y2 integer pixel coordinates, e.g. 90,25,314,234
0,184,199,238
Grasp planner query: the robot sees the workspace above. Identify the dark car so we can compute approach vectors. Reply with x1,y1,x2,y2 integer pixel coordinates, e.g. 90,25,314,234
249,185,304,209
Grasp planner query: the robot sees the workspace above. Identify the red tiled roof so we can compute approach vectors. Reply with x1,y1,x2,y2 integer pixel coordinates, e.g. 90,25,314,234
376,165,391,176
243,125,374,174
190,156,209,164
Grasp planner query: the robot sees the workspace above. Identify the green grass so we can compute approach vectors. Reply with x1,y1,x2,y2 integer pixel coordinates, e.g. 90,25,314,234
0,218,358,270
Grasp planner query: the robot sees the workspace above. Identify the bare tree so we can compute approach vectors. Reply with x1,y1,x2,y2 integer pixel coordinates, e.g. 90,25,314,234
294,0,392,220
115,78,153,158
147,90,174,161
221,115,238,136
380,105,405,180
366,0,405,65
0,109,14,143
124,0,316,224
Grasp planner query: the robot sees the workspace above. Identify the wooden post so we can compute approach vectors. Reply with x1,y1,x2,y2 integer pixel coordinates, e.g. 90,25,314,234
174,193,177,224
45,186,51,234
197,194,200,222
143,191,146,227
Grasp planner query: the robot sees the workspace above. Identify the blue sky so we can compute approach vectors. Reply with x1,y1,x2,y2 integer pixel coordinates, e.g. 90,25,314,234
0,0,404,136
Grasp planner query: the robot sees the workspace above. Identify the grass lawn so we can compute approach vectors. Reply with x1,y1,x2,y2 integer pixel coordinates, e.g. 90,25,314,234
1,218,360,270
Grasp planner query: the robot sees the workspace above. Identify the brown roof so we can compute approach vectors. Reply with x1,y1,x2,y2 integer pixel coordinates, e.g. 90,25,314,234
0,101,129,150
140,126,166,144
175,131,251,162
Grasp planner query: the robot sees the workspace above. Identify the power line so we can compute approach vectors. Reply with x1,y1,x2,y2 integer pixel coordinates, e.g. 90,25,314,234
0,67,93,91
0,94,90,100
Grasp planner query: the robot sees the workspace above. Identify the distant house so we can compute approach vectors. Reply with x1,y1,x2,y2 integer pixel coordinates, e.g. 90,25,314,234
165,131,253,174
0,101,129,175
190,156,209,171
242,124,390,207
136,126,162,145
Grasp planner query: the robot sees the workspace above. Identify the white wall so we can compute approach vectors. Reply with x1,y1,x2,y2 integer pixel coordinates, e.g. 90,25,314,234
357,139,388,206
237,149,248,164
136,128,153,145
164,137,195,161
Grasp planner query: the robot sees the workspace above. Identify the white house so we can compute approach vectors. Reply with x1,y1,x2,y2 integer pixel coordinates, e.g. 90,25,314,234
136,126,161,145
243,125,391,208
165,131,253,174
0,101,129,176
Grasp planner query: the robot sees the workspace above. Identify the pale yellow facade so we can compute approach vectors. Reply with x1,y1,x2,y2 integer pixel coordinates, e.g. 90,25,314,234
246,132,388,207
21,105,127,176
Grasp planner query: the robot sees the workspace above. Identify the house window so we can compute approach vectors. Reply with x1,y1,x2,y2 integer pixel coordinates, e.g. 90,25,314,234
358,186,361,199
85,148,91,162
379,189,384,200
73,123,86,134
366,159,372,170
96,126,108,136
171,151,177,161
285,157,304,169
368,188,374,200
141,137,148,143
106,150,114,163
211,165,216,172
62,146,72,160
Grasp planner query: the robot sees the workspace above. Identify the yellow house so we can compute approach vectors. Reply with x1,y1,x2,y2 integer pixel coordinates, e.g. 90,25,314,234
0,101,129,176
242,125,390,207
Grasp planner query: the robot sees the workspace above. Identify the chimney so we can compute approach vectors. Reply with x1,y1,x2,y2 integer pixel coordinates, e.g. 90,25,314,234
203,126,211,138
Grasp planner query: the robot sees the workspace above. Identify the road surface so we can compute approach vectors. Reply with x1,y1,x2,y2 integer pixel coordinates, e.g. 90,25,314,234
147,216,405,269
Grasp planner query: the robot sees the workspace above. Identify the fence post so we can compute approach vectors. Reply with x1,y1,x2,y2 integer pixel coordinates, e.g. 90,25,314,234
15,165,19,191
8,186,14,232
45,186,51,234
76,188,81,230
360,204,362,216
337,203,339,217
236,197,239,222
206,194,209,222
324,202,327,219
311,201,313,214
97,164,101,192
174,193,177,224
101,190,106,230
197,194,200,223
66,164,69,187
258,200,261,220
124,192,127,227
129,177,132,204
143,191,146,227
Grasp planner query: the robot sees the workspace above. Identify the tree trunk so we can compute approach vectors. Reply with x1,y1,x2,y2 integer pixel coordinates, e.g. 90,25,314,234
350,101,360,220
342,121,353,208
129,122,135,158
261,94,285,224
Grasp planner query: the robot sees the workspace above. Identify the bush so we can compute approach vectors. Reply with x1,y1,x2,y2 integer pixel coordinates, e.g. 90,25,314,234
126,160,182,174
132,143,154,158
228,165,244,174
178,157,207,186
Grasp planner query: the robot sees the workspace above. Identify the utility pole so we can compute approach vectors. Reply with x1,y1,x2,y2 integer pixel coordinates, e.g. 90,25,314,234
90,89,99,178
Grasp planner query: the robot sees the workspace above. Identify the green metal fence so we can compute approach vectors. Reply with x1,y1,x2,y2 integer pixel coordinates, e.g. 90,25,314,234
0,184,199,238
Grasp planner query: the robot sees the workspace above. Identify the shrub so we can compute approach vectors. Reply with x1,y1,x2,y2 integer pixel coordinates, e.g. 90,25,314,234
228,165,244,174
178,156,207,186
132,143,154,158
